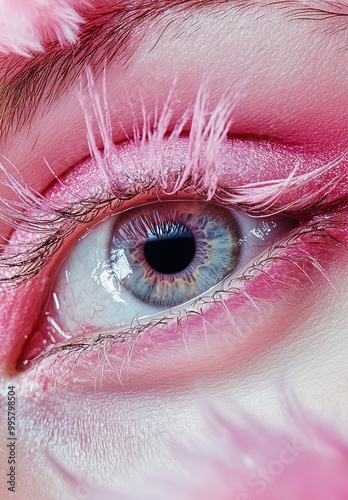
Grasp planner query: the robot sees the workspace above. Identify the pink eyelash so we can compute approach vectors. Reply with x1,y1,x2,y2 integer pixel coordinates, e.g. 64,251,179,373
80,70,345,207
78,70,238,198
0,80,346,286
0,0,89,56
49,397,348,500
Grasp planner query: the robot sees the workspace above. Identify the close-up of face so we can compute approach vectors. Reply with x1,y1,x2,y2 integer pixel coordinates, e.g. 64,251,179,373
1,1,348,499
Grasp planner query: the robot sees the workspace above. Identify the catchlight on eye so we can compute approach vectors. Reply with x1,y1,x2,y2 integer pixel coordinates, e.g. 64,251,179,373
18,200,295,366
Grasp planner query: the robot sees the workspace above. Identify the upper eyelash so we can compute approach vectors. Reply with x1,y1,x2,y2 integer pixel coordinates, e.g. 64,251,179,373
0,78,347,288
0,158,346,287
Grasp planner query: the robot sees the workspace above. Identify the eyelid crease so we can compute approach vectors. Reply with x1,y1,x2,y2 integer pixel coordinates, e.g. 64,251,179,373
22,211,348,376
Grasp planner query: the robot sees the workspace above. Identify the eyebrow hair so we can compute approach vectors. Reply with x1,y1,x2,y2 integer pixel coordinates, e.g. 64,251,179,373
0,0,347,139
0,0,234,138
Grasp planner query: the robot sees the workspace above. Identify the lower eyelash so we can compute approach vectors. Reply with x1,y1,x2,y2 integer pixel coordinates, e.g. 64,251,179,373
23,210,348,376
2,82,348,378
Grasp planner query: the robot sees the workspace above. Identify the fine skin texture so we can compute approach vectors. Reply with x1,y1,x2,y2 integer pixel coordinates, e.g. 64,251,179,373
1,1,348,499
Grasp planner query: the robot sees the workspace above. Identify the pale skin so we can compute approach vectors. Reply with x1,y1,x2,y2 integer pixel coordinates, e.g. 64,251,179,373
1,2,348,498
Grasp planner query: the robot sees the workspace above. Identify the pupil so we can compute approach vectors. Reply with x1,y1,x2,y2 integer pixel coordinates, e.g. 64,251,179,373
144,223,196,274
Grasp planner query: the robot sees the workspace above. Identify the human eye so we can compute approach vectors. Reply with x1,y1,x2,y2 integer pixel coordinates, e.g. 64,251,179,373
1,2,348,499
2,88,340,383
17,197,295,367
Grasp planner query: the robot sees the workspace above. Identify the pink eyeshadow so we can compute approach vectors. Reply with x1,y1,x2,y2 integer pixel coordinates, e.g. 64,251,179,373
1,135,347,375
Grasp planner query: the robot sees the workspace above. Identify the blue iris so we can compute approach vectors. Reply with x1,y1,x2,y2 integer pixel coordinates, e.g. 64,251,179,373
109,201,241,307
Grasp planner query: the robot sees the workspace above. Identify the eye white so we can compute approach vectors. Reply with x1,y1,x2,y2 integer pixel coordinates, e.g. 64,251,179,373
43,208,293,338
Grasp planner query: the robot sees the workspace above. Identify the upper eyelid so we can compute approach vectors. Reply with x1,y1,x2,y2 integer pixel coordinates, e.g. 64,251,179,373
0,72,346,286
0,154,344,288
0,0,348,139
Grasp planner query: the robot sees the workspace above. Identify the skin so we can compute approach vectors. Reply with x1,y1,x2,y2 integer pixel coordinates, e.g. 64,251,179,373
1,2,348,498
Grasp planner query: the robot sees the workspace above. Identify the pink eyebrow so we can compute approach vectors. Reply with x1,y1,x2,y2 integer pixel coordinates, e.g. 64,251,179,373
0,0,348,138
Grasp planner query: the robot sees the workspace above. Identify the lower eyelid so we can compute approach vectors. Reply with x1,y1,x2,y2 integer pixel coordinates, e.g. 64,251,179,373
7,213,346,388
1,126,347,379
